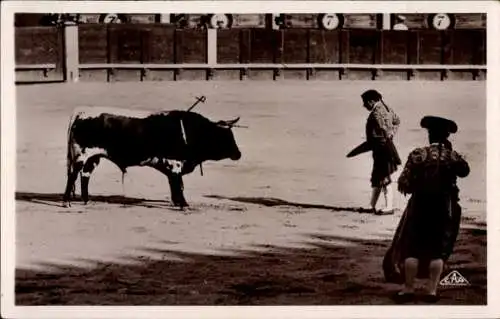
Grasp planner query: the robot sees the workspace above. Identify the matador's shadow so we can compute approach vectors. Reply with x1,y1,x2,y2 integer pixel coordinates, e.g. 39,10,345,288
17,192,387,214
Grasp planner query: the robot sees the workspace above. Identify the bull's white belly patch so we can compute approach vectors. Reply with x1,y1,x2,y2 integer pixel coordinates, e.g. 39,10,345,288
73,106,165,120
77,147,108,163
170,160,183,174
139,157,183,174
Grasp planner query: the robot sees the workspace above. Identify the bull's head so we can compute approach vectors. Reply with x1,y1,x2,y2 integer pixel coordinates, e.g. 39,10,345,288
210,117,242,161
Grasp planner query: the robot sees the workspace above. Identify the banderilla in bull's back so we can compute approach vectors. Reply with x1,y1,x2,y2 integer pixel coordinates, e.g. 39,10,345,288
187,95,207,112
186,95,248,128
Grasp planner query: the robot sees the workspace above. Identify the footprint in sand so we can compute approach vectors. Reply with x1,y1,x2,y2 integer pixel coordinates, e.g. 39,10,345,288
283,221,297,228
131,226,148,233
340,224,358,230
353,218,373,224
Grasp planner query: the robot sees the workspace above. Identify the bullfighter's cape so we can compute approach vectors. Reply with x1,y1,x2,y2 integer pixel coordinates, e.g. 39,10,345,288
382,189,463,283
383,142,469,283
347,101,400,159
346,138,399,159
346,141,372,158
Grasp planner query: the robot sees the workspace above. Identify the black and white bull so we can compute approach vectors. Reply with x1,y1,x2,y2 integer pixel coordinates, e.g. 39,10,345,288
63,107,242,208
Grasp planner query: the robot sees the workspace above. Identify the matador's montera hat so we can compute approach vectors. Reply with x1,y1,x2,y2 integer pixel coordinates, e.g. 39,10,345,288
420,115,458,134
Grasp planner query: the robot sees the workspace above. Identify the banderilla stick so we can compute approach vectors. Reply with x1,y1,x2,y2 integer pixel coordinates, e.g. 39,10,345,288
187,95,206,112
184,95,206,176
218,123,249,129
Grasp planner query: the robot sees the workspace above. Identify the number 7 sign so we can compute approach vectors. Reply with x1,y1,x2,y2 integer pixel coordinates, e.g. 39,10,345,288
430,13,454,30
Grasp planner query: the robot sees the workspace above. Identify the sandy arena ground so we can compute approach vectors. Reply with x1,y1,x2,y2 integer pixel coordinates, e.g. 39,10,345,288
14,81,486,305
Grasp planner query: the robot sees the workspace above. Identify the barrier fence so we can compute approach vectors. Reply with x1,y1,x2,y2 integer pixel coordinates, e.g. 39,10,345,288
15,24,486,82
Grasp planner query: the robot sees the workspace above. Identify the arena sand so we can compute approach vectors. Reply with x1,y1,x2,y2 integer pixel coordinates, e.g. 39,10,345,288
14,81,486,305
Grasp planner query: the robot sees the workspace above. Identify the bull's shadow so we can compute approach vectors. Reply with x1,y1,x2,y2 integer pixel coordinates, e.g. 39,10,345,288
205,195,376,214
15,192,174,210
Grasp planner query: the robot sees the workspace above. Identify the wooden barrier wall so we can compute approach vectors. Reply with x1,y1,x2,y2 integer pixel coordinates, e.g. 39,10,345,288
15,24,486,82
78,24,208,80
216,28,486,65
215,28,485,80
15,26,65,82
78,24,207,64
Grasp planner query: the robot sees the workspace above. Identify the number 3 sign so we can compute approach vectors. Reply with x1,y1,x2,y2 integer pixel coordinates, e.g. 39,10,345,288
429,13,455,30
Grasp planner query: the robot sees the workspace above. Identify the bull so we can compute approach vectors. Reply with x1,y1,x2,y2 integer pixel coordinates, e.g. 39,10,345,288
63,107,242,208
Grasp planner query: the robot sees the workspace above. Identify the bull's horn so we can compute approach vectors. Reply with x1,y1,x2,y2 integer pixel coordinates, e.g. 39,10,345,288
225,117,240,127
217,117,240,127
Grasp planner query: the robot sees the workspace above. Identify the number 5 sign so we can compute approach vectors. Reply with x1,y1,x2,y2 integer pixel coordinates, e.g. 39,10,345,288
428,13,455,30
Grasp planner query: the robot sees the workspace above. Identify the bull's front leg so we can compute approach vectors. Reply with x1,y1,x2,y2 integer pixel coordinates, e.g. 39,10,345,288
167,172,188,209
167,160,188,208
148,158,188,209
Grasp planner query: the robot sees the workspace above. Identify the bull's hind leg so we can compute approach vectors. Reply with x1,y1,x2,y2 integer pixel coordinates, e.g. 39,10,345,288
63,161,83,207
81,157,100,204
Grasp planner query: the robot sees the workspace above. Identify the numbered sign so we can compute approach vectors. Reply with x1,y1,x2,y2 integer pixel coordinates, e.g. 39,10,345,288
318,14,344,30
208,14,233,29
429,13,455,30
171,14,189,28
100,14,124,24
272,13,284,30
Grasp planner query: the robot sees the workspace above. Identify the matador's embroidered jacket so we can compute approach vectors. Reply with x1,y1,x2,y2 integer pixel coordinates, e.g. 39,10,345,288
366,102,400,146
397,143,470,196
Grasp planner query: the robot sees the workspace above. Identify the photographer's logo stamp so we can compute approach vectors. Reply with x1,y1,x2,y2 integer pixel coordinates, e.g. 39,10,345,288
439,270,470,286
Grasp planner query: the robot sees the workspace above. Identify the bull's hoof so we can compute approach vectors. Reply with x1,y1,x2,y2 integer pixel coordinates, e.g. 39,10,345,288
174,201,189,210
62,201,71,208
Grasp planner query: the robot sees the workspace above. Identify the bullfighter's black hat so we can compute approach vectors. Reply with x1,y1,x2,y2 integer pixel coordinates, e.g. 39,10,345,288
420,116,458,134
361,89,382,102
